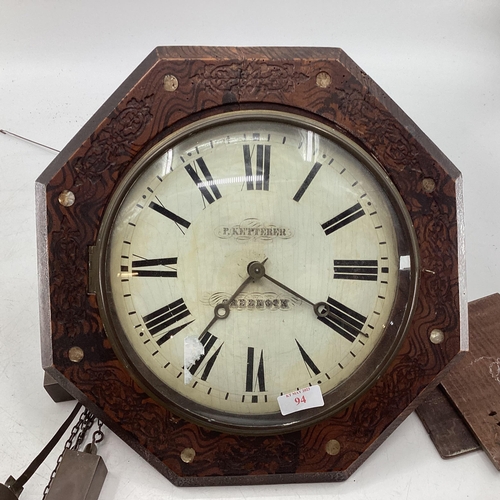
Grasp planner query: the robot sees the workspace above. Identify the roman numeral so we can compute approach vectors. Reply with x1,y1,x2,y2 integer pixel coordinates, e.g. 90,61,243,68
318,297,367,342
293,162,322,202
334,260,379,281
149,201,191,231
321,203,365,235
243,144,271,190
131,257,178,278
155,322,191,346
185,157,222,204
143,298,192,345
295,340,320,376
189,331,222,381
245,347,266,396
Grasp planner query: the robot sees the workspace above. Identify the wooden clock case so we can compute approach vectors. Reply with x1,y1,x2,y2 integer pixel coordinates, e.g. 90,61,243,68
36,47,466,485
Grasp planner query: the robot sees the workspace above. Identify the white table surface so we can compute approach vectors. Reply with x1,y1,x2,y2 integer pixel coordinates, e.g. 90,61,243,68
1,1,499,499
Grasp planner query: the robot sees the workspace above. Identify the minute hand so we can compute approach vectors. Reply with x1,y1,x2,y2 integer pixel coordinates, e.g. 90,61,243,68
262,272,368,338
262,273,315,308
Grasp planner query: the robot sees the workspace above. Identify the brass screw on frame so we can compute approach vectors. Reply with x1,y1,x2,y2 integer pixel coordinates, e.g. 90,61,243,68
422,178,436,193
325,439,341,456
164,74,179,92
430,329,445,345
180,447,196,463
316,72,332,88
58,190,75,207
68,346,84,363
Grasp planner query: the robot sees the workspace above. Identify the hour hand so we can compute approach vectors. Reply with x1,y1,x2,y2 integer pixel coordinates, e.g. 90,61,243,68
198,259,268,340
213,259,267,319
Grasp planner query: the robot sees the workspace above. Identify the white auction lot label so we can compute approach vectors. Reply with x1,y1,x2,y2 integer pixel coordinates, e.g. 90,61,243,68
277,385,324,416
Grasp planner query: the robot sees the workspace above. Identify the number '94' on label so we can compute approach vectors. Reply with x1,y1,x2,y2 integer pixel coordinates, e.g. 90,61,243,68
277,385,324,416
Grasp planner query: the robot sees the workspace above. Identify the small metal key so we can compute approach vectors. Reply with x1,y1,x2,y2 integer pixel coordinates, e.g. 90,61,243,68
44,443,107,500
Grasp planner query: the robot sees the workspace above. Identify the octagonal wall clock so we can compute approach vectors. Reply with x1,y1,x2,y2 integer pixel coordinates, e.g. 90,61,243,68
36,47,467,485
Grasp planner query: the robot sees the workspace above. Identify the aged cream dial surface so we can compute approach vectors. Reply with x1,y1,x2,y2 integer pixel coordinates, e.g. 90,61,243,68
96,111,417,434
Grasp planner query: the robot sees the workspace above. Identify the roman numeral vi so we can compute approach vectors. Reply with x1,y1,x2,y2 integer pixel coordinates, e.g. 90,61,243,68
246,347,266,397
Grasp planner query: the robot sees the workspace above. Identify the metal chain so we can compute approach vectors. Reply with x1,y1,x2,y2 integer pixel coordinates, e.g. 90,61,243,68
72,409,95,451
92,420,104,445
42,408,105,499
66,409,89,450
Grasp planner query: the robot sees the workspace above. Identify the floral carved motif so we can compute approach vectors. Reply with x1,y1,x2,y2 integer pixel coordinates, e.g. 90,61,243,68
192,62,309,97
51,216,86,338
73,96,154,188
337,87,420,173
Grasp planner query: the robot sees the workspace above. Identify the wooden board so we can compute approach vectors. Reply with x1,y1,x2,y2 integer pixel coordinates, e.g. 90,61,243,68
441,293,500,469
416,385,479,458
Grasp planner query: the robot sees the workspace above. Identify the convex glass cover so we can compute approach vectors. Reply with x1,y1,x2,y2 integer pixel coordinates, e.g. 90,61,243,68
95,111,418,434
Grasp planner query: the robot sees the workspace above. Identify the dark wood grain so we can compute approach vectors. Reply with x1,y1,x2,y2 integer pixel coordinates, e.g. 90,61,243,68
416,385,479,458
36,46,466,485
441,293,500,469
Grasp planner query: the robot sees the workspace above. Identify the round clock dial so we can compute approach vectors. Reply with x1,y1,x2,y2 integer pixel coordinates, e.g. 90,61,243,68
95,110,418,434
